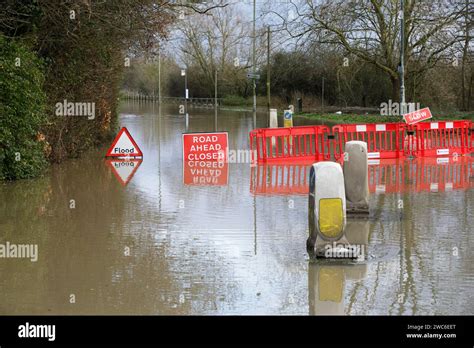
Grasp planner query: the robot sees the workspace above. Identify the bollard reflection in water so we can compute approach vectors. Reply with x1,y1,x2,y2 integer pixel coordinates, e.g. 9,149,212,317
308,220,369,315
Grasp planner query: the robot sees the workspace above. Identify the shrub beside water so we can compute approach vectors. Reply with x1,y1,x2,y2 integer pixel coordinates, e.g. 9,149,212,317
0,36,47,180
221,95,252,107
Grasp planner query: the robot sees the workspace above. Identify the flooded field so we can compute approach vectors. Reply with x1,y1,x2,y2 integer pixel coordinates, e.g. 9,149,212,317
1,102,473,315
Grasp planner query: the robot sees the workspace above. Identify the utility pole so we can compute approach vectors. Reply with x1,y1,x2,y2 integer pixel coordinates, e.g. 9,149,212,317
321,76,325,113
400,0,406,115
266,26,271,127
252,0,257,128
215,68,218,131
182,68,188,131
158,49,161,104
215,69,218,109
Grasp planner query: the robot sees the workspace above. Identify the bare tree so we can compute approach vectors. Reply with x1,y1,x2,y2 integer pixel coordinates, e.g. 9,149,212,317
175,4,256,96
459,0,473,110
266,0,467,102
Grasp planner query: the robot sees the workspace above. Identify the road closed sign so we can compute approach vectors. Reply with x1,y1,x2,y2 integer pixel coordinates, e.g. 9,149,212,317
182,132,228,162
182,132,228,186
403,107,432,125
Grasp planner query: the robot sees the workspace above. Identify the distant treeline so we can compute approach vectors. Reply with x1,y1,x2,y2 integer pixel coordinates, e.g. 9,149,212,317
124,48,472,112
123,0,472,112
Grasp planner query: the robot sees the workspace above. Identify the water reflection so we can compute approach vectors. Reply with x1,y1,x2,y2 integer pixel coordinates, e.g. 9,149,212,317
106,159,143,186
251,156,474,195
308,220,369,315
369,156,474,193
183,161,228,186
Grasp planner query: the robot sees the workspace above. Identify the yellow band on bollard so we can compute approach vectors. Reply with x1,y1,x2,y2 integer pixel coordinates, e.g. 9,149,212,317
318,198,344,239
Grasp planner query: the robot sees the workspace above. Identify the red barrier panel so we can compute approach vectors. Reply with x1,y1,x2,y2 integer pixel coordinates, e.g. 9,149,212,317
249,125,330,163
332,123,406,160
470,124,474,152
408,121,472,157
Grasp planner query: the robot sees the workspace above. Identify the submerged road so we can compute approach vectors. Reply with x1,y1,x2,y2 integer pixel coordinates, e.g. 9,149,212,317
0,101,473,315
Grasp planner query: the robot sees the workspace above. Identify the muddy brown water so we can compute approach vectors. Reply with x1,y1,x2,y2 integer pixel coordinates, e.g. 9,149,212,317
0,101,473,315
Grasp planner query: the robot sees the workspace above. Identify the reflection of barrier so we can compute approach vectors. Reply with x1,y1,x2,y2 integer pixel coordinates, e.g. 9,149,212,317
333,123,406,160
250,156,474,195
368,159,405,194
249,125,331,163
250,163,310,195
250,121,473,163
407,156,474,192
369,157,474,193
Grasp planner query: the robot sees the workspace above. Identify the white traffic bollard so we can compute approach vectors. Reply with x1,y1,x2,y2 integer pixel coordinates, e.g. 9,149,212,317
269,108,278,148
269,108,278,128
343,141,369,215
307,162,347,257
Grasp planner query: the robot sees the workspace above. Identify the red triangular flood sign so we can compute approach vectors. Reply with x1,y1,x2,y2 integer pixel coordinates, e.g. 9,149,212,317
105,127,143,158
106,159,142,186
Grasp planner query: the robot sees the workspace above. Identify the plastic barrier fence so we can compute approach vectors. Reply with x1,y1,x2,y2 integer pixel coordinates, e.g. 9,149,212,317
250,121,473,163
249,125,331,163
407,120,472,157
332,123,406,160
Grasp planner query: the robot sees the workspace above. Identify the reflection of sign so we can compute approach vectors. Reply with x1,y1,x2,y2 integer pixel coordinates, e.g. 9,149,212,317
403,107,432,125
183,160,228,186
283,110,293,127
182,132,228,161
106,159,142,186
105,127,143,158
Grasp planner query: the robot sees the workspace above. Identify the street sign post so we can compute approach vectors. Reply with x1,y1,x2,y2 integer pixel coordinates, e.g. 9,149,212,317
283,109,293,128
246,73,260,80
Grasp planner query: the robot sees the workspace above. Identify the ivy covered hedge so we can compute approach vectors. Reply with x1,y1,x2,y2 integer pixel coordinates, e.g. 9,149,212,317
0,1,174,180
0,36,47,180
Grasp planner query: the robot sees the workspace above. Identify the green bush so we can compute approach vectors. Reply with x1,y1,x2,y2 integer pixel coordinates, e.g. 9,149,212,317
0,36,47,180
221,95,251,107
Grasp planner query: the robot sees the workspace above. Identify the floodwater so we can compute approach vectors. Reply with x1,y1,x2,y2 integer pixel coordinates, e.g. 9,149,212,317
1,102,473,315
